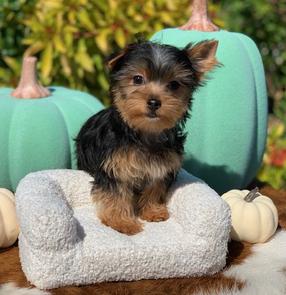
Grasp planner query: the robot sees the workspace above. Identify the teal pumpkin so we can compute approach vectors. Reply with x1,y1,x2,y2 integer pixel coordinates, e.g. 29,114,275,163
151,29,267,193
0,69,103,191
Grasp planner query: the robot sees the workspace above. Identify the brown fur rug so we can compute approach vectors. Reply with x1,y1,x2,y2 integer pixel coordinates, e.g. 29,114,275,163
1,186,286,295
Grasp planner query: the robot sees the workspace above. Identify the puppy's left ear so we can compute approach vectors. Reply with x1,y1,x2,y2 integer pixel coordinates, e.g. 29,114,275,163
185,40,219,80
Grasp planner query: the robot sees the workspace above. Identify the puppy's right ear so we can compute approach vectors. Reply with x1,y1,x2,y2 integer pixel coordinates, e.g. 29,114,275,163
106,43,138,70
106,50,127,70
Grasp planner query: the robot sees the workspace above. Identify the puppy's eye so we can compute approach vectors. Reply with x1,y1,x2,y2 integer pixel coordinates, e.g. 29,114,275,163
167,81,180,91
133,75,144,85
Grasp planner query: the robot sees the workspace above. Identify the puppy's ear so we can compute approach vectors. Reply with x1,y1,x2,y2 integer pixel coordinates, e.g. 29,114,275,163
185,40,219,80
106,50,127,70
107,42,141,70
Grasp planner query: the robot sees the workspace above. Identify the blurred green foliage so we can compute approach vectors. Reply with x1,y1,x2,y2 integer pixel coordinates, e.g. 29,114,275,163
0,0,219,104
258,120,286,189
0,0,36,86
259,100,286,188
0,0,285,188
1,0,284,106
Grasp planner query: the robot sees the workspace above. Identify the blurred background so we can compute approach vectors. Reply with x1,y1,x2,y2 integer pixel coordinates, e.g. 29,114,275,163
0,0,285,189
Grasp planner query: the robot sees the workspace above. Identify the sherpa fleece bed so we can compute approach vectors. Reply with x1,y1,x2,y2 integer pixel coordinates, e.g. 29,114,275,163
15,169,231,289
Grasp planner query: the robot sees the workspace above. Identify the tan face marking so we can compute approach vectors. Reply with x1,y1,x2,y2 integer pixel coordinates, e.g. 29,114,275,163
113,80,189,133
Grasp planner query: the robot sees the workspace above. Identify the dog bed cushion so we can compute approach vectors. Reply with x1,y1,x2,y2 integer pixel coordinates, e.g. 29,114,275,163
15,169,231,289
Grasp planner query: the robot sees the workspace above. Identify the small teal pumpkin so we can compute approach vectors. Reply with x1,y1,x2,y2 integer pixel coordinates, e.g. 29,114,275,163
0,57,103,191
150,1,267,193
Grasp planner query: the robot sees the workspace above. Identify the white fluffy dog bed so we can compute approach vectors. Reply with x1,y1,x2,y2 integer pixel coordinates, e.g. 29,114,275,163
15,169,231,289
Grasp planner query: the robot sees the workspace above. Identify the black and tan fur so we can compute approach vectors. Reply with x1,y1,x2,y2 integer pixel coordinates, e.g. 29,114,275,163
76,40,218,235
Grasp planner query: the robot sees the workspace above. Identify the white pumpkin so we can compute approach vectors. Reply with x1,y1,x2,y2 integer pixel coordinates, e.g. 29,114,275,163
222,188,278,243
0,188,19,248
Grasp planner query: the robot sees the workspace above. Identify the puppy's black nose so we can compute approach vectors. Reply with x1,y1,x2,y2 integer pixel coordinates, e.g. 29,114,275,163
147,98,161,111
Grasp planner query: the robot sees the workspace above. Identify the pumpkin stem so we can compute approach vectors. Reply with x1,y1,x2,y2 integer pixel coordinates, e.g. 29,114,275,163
11,56,51,99
244,187,260,202
180,0,219,32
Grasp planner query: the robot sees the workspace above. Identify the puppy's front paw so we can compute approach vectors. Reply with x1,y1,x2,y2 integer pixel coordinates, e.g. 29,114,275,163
140,204,169,222
101,218,143,235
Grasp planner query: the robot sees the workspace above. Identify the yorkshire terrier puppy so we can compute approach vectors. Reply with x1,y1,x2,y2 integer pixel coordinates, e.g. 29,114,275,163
76,40,218,235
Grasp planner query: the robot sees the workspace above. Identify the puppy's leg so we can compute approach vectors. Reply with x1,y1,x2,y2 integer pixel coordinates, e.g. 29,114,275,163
92,186,142,235
138,180,170,222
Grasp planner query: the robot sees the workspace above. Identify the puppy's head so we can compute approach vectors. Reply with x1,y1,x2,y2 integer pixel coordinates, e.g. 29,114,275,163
108,40,218,133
